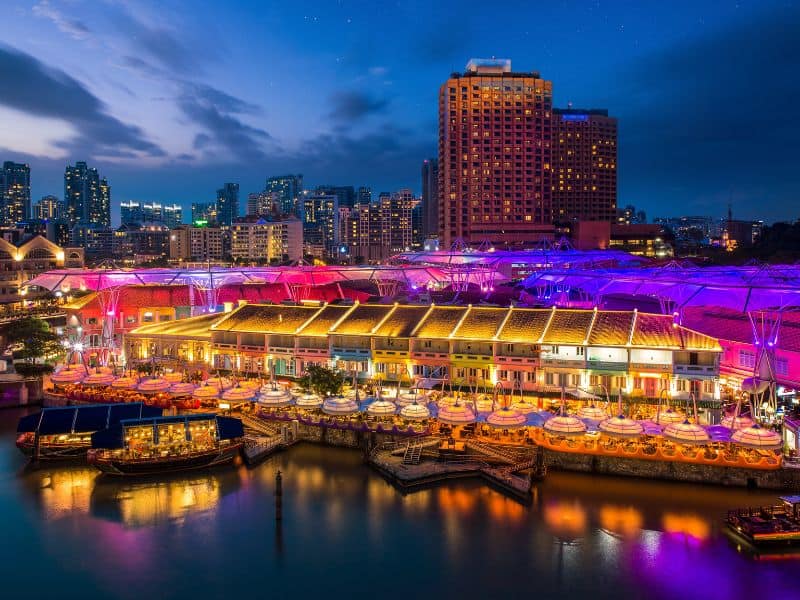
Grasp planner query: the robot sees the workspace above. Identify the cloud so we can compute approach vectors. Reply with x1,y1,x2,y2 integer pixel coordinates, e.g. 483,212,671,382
176,83,272,161
328,90,390,123
0,44,164,158
32,1,91,41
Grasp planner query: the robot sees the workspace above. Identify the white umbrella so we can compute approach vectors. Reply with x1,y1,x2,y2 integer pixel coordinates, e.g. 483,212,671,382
400,401,430,420
322,396,359,416
366,400,397,416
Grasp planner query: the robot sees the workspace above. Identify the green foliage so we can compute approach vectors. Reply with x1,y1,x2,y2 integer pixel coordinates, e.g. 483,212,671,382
13,362,55,377
1,317,64,365
298,364,344,397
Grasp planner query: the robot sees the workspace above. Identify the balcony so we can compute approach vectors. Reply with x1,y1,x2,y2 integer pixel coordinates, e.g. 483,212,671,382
541,357,585,368
673,364,717,377
586,360,628,372
630,362,672,373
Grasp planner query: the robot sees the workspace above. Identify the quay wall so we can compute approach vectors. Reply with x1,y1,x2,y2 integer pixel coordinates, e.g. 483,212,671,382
543,449,800,491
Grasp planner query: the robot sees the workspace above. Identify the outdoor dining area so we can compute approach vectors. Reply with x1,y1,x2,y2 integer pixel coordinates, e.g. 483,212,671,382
46,361,784,470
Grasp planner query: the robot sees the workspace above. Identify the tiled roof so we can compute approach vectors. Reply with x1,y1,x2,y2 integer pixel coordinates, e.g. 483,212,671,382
496,308,552,343
413,306,469,338
330,304,392,335
631,313,681,348
297,304,352,336
212,304,319,334
129,312,220,338
542,310,594,344
372,305,431,338
587,311,634,346
451,307,507,339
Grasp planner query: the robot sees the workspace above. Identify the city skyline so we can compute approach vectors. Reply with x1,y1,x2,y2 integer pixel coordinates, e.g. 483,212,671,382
0,1,798,223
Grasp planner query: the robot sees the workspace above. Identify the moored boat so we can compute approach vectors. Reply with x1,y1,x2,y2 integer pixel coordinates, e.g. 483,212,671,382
88,414,244,476
16,403,163,460
726,496,800,547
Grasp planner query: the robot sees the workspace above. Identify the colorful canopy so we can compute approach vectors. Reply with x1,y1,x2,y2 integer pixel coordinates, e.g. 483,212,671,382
51,367,86,384
655,408,685,425
599,415,644,437
544,415,587,436
136,378,171,393
238,379,261,389
577,404,608,421
111,376,139,389
437,402,477,425
257,387,294,407
295,393,323,408
400,401,430,420
731,424,782,449
475,395,496,413
205,376,232,390
510,399,538,414
396,392,429,407
221,386,256,401
437,395,459,407
168,382,197,396
82,372,116,386
486,407,526,428
163,372,184,383
192,385,220,399
720,414,755,430
322,396,359,416
663,420,710,444
366,400,397,416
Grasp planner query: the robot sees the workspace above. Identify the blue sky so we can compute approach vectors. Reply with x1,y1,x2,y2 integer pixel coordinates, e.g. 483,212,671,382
0,0,798,223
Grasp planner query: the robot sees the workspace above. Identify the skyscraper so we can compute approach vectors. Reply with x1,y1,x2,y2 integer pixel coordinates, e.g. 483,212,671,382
421,158,438,239
34,195,63,220
302,193,339,256
438,59,553,248
265,174,303,216
552,108,617,222
120,200,143,225
0,161,31,224
64,161,110,226
247,191,276,218
191,202,218,225
316,185,356,209
357,186,372,205
216,183,239,226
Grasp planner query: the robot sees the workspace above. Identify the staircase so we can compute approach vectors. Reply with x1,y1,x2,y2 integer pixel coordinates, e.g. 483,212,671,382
402,440,423,465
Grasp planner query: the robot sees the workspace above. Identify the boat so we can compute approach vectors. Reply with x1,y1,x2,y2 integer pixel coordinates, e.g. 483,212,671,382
16,403,163,460
726,496,800,547
87,414,244,476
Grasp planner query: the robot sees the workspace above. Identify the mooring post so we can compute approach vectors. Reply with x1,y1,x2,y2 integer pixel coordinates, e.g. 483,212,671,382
275,469,283,521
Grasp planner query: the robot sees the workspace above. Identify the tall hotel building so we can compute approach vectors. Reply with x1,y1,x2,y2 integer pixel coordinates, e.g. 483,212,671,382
552,108,617,222
438,59,553,248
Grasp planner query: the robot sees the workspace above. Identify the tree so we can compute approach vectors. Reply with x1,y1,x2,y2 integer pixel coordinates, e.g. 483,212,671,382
298,364,345,397
0,317,64,377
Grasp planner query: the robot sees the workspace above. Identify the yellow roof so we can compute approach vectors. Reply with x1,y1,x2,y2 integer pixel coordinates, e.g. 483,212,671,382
128,312,220,339
330,303,393,335
372,305,431,338
541,310,595,345
297,304,352,336
496,308,552,343
451,306,507,340
587,311,634,346
413,306,469,338
63,292,97,310
212,304,319,334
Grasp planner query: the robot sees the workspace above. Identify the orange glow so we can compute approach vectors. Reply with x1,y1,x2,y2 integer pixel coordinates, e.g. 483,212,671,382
543,500,587,539
484,492,525,524
599,504,643,537
662,512,710,541
437,487,477,515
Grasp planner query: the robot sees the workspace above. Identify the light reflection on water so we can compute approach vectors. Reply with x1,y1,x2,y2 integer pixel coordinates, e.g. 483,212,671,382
1,408,798,600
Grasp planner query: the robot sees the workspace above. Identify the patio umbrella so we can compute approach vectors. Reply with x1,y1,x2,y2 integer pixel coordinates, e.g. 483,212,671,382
663,420,710,444
322,396,359,416
366,400,397,416
731,424,782,450
486,407,526,429
400,401,430,420
437,401,477,425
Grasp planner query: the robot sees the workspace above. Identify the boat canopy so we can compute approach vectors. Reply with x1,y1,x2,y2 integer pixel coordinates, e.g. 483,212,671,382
91,414,244,449
17,403,162,436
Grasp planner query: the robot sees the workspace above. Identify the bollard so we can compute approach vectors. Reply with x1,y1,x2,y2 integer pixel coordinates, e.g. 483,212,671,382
275,469,283,521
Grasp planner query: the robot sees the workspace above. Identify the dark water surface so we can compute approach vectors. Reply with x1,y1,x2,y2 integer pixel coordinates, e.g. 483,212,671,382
1,408,798,600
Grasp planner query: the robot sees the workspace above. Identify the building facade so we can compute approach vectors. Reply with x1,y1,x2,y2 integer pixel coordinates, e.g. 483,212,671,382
439,59,553,249
302,193,339,257
265,175,303,217
216,183,239,226
552,108,617,222
169,225,225,262
34,195,63,221
0,161,31,225
191,202,218,225
123,303,721,405
230,218,303,263
421,158,439,240
64,161,110,226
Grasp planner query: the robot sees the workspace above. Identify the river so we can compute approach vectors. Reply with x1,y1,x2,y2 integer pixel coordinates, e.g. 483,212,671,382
1,408,797,600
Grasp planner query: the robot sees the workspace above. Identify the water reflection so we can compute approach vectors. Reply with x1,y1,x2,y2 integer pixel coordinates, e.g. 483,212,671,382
2,409,800,600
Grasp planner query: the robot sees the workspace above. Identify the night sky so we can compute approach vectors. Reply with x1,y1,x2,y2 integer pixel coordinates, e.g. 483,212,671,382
1,0,798,223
